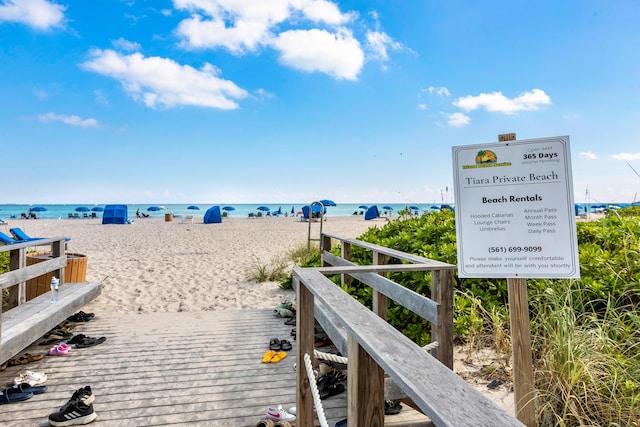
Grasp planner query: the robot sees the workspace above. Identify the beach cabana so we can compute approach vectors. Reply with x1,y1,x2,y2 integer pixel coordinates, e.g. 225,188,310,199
365,205,380,220
102,205,128,224
204,206,222,224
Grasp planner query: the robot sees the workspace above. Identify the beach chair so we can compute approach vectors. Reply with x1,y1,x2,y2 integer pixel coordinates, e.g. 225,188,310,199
182,214,194,224
9,227,44,242
9,227,71,242
0,231,20,245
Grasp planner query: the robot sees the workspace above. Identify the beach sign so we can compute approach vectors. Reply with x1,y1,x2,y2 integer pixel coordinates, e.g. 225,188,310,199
452,135,580,279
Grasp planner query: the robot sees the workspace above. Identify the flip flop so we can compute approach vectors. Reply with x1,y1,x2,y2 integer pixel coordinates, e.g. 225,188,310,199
284,317,296,325
262,350,276,363
75,336,107,348
269,338,282,351
280,340,292,351
14,370,47,386
0,386,33,404
255,421,275,427
270,351,287,363
15,383,48,395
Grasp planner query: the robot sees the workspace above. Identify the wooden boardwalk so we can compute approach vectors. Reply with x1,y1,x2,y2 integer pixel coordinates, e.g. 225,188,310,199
0,309,431,426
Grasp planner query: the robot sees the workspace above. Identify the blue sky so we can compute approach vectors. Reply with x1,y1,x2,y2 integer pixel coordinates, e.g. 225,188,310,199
2,0,640,205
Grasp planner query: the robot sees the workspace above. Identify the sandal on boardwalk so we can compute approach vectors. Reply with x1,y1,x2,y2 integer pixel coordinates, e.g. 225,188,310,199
8,353,44,366
75,336,107,348
269,351,287,363
385,399,402,415
0,385,33,405
255,421,275,427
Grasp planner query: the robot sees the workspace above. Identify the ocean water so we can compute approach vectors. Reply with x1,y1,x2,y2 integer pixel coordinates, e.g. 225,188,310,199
0,203,446,220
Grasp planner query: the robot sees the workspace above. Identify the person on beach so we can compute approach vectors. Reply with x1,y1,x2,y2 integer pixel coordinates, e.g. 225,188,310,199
136,209,141,218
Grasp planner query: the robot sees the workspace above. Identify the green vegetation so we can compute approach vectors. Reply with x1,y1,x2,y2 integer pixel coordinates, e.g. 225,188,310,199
297,209,639,426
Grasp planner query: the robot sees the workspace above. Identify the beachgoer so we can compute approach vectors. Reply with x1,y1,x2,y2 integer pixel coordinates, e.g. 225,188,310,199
136,209,141,218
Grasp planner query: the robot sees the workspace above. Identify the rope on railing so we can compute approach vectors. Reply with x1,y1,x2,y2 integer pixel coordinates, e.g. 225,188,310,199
313,349,348,365
423,341,439,352
303,353,329,427
300,341,438,427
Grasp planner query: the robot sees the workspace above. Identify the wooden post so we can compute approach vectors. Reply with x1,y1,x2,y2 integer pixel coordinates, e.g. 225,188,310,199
321,235,332,267
341,242,352,287
347,334,385,427
430,268,454,370
500,132,536,426
372,251,388,320
296,276,316,427
508,278,536,425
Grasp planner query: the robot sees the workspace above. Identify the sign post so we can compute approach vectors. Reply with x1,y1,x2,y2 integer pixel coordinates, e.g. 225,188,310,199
452,134,579,426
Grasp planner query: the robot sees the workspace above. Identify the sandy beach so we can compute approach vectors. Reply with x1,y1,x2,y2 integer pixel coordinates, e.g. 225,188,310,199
4,215,515,414
10,216,377,313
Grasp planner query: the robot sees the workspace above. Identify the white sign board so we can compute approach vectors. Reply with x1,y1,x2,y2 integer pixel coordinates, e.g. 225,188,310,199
452,136,580,278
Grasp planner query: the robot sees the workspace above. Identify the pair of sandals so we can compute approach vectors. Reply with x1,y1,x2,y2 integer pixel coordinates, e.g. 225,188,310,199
316,373,345,400
269,338,292,351
0,383,48,405
68,334,107,348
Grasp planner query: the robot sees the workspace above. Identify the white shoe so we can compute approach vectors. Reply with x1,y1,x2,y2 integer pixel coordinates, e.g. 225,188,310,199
14,370,47,386
266,405,296,422
288,406,296,416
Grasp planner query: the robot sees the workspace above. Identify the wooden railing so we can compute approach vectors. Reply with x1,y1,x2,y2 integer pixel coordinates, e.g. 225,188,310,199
293,233,523,427
1,238,101,364
1,237,67,306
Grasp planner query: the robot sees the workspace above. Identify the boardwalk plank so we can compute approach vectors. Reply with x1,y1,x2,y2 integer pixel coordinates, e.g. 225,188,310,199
0,309,429,427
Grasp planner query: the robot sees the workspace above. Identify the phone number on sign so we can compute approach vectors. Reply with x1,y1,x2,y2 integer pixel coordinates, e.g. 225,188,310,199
488,246,543,254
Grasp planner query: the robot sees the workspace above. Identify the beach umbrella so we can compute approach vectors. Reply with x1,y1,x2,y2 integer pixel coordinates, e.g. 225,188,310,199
222,206,235,211
358,205,369,210
187,205,200,210
319,199,336,207
383,205,394,211
75,206,90,212
257,206,270,211
409,205,420,211
91,206,104,212
147,206,162,212
31,206,47,212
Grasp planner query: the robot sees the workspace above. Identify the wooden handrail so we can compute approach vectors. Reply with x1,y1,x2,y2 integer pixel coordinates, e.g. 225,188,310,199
294,267,522,427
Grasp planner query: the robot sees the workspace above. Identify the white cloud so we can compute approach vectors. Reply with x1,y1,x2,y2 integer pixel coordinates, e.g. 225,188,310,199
112,37,141,52
447,112,470,127
272,28,363,80
38,112,98,127
174,0,351,53
580,151,598,161
428,86,450,97
0,0,65,29
365,30,402,64
453,88,551,115
612,152,640,161
80,49,249,109
418,104,427,110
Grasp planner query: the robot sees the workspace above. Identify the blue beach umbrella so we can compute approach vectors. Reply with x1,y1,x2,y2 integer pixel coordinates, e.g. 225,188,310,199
409,205,420,211
257,206,270,211
383,205,394,211
319,199,336,207
147,206,162,212
75,206,90,212
31,206,47,212
187,205,200,210
222,206,235,211
358,205,369,210
91,206,104,212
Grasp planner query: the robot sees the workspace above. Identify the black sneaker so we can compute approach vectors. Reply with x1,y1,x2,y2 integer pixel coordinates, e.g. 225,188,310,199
49,401,97,426
59,386,95,411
